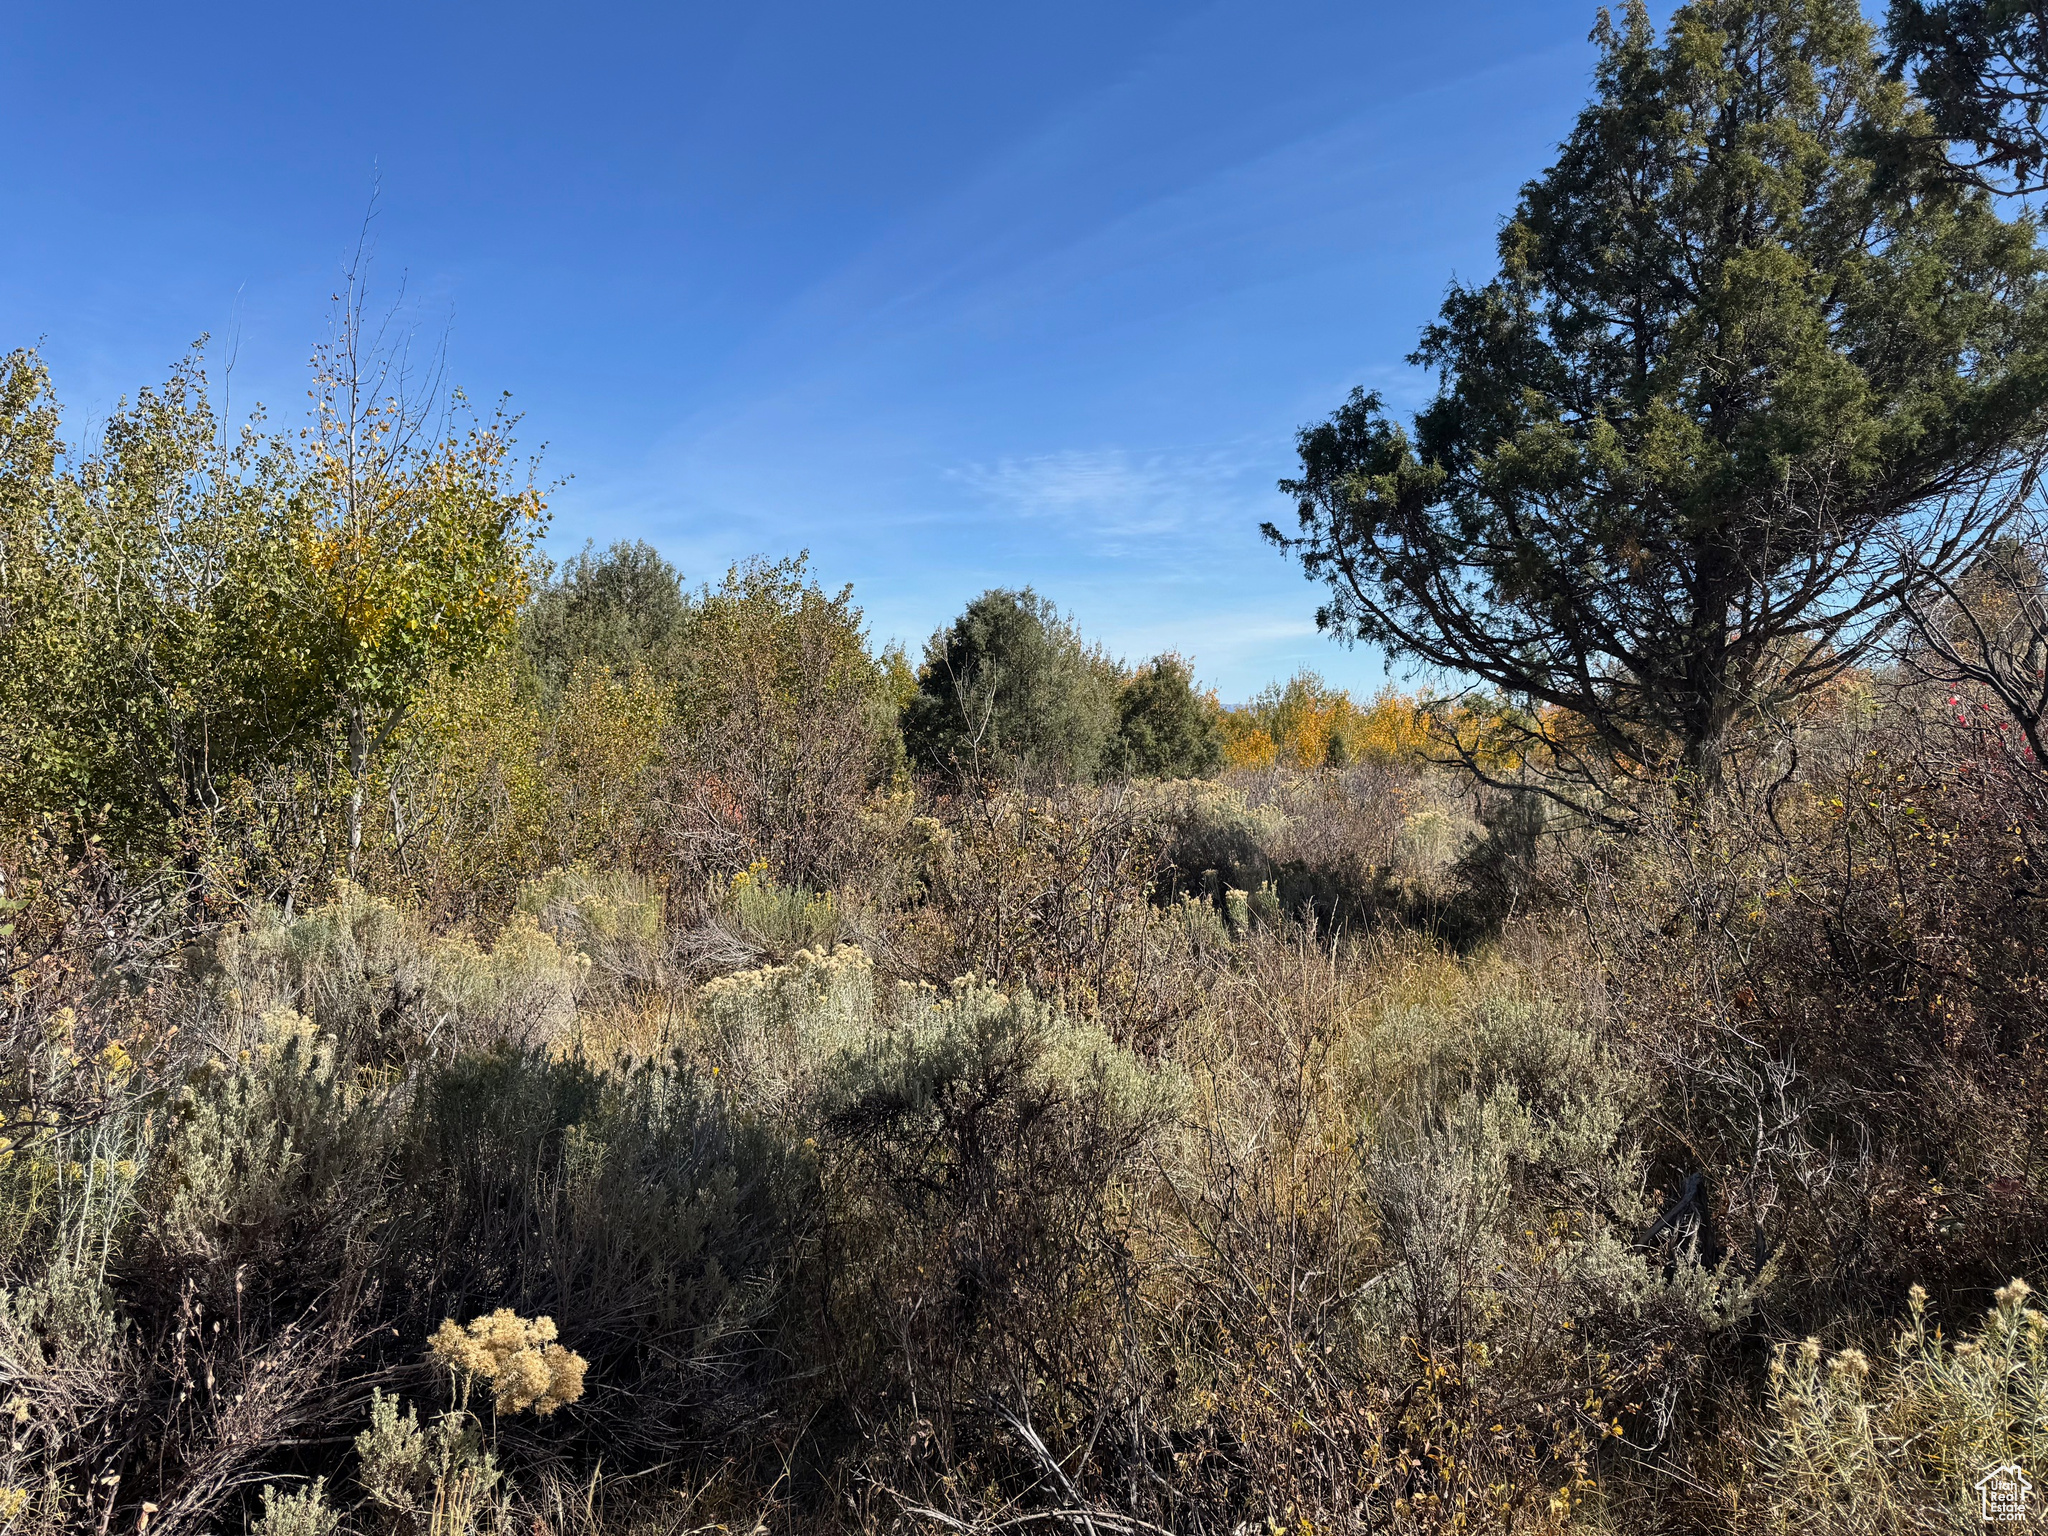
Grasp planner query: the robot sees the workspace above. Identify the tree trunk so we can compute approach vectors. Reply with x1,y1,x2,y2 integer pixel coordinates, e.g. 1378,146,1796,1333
346,705,368,882
1684,728,1726,800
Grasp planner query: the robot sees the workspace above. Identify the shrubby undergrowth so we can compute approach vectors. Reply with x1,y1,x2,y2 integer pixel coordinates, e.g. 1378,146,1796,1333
3,486,2044,1534
5,674,2042,1535
11,2,2048,1525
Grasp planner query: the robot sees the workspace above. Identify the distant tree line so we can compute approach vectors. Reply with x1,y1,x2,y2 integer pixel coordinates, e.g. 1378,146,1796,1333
0,322,1239,919
526,545,1226,791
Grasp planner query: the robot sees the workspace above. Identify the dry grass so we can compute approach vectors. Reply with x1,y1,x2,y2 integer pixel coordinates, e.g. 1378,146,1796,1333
3,684,2046,1535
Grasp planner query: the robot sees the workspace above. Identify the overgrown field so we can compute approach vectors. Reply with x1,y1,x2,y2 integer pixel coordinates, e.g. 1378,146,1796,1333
3,580,2044,1535
12,0,2048,1524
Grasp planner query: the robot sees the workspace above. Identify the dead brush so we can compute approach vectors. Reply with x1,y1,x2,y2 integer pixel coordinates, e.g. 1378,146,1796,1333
1131,925,1730,1532
897,781,1167,1023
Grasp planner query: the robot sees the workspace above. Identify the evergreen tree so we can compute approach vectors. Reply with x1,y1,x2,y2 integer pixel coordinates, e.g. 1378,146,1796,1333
521,540,687,702
1109,655,1223,779
902,589,1120,785
1268,0,2048,800
1888,0,2048,192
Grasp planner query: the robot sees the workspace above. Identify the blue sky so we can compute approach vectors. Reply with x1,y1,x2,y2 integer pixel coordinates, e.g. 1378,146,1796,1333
2,1,1614,700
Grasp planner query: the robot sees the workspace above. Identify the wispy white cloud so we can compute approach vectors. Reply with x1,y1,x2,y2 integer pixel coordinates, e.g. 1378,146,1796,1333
947,442,1268,557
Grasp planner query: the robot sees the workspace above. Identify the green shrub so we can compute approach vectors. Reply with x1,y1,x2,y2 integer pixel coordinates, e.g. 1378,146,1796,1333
900,785,1166,1018
0,1114,137,1509
1158,964,1741,1529
1155,778,1288,902
353,1388,430,1517
151,1012,380,1270
520,866,665,962
252,1479,339,1536
694,943,873,1115
718,865,840,956
353,1387,509,1535
813,979,1175,1491
518,866,674,1030
396,1047,813,1462
1155,772,1468,934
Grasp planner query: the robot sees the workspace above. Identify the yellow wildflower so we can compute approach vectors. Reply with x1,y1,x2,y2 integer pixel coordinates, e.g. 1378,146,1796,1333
429,1308,588,1416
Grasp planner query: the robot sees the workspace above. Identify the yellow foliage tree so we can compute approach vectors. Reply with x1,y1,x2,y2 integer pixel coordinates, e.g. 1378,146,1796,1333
297,257,549,877
1218,673,1432,770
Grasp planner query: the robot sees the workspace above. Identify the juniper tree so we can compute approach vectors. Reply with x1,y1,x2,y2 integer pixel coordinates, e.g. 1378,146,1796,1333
1109,654,1223,779
521,539,688,704
902,589,1121,785
1888,0,2048,192
1267,0,2048,802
